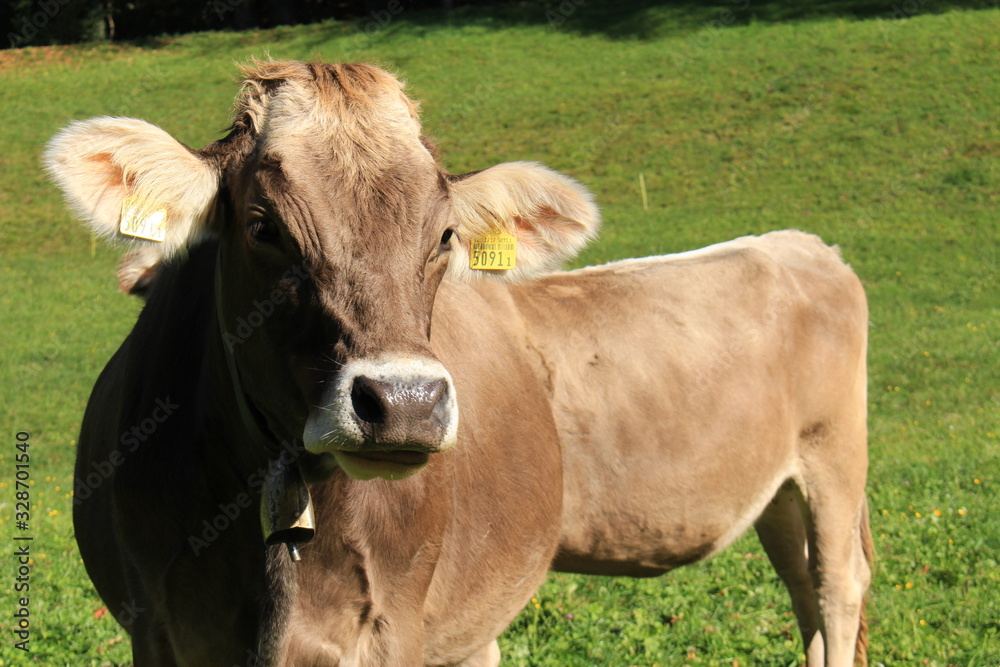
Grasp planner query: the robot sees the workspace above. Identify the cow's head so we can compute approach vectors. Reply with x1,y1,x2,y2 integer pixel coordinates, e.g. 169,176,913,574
45,61,599,481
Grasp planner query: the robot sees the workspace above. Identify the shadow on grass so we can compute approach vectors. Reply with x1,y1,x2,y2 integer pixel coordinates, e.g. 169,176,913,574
82,0,1000,56
333,0,1000,42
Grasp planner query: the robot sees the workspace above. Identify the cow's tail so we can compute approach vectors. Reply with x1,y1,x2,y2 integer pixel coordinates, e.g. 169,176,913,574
855,497,875,666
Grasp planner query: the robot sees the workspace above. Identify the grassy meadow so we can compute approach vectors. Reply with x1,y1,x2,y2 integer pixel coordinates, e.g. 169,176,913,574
1,2,997,664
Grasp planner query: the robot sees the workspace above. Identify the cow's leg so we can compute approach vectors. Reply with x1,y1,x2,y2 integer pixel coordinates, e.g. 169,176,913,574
799,416,872,667
809,489,872,667
452,639,500,667
755,481,825,666
131,621,179,667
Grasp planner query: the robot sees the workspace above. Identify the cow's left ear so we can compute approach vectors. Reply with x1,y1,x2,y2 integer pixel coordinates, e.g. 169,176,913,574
447,162,600,282
44,116,221,258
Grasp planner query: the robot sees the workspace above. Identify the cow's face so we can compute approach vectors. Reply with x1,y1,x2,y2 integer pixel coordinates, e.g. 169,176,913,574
45,61,599,481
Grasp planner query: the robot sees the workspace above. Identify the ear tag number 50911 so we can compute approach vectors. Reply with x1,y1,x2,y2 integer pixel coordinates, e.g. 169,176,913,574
469,230,517,271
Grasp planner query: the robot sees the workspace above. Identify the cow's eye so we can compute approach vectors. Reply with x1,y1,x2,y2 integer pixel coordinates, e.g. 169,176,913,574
439,228,455,249
248,214,282,247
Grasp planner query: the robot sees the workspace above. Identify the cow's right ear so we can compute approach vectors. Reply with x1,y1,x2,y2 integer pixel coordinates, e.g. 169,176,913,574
447,162,600,283
44,117,221,257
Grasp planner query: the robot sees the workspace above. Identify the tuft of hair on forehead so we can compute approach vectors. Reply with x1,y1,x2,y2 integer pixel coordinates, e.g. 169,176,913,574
233,59,421,136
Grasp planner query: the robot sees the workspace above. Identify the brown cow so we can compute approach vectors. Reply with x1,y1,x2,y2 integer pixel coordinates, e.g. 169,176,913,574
46,61,591,666
527,236,873,666
47,60,871,666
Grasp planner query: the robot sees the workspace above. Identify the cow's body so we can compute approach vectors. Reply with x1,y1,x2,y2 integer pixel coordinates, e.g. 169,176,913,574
530,232,868,576
532,233,872,666
51,61,871,666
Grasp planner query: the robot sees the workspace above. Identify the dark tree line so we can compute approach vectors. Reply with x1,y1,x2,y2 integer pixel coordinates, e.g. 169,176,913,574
3,0,492,49
10,1,995,50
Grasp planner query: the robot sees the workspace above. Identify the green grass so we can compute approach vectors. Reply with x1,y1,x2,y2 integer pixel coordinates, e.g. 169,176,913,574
1,2,998,665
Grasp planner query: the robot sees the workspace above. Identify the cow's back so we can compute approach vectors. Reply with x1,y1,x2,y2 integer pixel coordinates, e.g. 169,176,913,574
509,231,868,575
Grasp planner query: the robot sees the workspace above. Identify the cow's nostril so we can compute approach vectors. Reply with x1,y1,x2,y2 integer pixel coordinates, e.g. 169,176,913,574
351,377,386,425
421,379,448,413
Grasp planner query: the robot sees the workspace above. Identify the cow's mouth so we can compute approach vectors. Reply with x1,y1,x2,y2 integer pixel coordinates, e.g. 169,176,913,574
332,449,431,481
298,452,340,483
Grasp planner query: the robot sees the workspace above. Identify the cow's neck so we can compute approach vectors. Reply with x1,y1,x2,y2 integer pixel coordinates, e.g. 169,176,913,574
110,241,306,662
276,471,448,664
211,248,316,559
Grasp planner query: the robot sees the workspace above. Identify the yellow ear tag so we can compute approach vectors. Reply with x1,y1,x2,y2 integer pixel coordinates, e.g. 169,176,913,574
469,230,517,271
119,195,168,242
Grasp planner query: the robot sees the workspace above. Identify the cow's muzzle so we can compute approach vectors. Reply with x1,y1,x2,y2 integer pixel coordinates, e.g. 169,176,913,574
303,356,458,481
